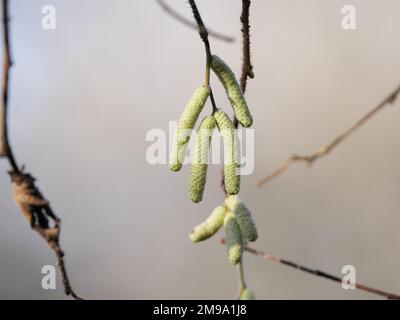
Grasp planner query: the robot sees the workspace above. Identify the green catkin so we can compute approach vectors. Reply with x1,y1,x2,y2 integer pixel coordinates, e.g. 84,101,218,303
213,110,240,195
211,55,253,127
190,206,227,242
189,116,216,203
240,288,256,300
170,86,210,172
224,211,243,265
225,195,258,242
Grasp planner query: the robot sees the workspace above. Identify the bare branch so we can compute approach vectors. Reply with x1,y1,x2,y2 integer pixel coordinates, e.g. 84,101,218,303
187,0,217,112
1,0,82,300
220,238,400,300
155,0,234,43
0,0,18,172
239,0,254,94
258,83,400,188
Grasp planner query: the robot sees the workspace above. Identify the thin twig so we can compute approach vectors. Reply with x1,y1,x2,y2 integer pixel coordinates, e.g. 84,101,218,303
239,0,253,95
258,83,400,188
187,0,217,113
220,238,400,300
155,0,234,43
0,0,18,171
1,0,82,300
32,215,82,300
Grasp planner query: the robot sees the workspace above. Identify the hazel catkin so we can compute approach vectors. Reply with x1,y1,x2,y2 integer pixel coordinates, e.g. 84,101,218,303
190,206,227,242
189,116,216,203
170,85,210,172
225,195,258,242
211,55,253,128
224,211,243,265
213,110,240,195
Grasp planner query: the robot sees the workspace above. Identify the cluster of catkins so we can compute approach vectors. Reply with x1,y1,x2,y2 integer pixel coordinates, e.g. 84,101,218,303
170,55,253,199
170,55,257,299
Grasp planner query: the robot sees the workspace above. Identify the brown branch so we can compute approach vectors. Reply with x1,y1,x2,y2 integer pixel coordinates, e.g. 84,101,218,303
155,0,234,43
187,0,217,113
0,0,18,172
220,238,400,300
31,208,83,300
1,0,82,300
239,0,254,94
258,83,400,188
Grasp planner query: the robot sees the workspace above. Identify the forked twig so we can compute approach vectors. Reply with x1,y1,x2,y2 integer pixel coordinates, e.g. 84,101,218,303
155,0,234,42
220,238,400,300
258,83,400,188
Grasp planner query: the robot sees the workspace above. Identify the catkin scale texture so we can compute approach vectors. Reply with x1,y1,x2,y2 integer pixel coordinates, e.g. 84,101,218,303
189,116,216,203
170,86,210,171
190,206,227,242
225,195,258,242
211,55,253,127
214,111,240,195
224,211,243,265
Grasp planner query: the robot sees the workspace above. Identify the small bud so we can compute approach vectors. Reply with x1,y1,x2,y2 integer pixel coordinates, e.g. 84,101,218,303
240,288,256,300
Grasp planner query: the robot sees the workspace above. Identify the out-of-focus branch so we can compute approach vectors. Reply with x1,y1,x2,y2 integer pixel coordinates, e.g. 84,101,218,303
258,83,400,188
1,0,82,300
0,0,18,172
220,238,400,300
239,0,254,94
187,0,217,113
155,0,234,43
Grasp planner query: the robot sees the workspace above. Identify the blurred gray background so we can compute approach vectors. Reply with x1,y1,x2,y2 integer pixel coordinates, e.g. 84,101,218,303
1,0,400,299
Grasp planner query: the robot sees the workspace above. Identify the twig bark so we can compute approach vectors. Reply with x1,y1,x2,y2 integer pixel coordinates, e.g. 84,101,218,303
32,212,82,300
239,0,254,95
0,0,17,171
220,238,400,300
187,0,217,113
258,83,400,188
1,0,82,300
155,0,234,43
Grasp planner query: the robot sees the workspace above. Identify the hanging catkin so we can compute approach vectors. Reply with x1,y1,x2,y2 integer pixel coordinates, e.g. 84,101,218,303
224,211,243,265
189,116,216,203
170,85,210,172
214,110,240,195
211,55,253,127
225,195,258,242
190,206,226,242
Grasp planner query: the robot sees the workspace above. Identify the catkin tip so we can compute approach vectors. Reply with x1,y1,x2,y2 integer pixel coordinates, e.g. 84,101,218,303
170,163,182,172
189,206,226,243
240,288,256,300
